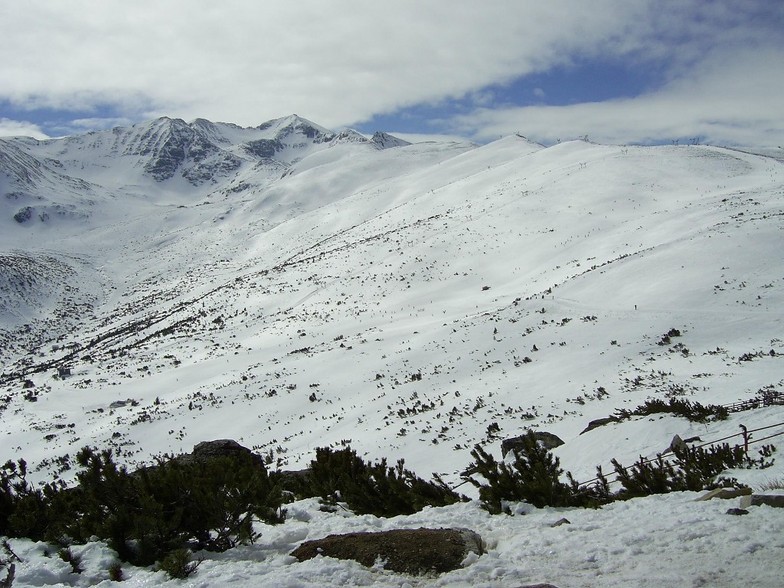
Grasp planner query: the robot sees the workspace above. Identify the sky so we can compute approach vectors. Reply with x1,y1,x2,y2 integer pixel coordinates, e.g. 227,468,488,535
0,0,782,147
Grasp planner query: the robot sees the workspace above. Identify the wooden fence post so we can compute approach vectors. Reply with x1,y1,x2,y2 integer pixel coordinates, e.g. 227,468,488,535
740,424,749,456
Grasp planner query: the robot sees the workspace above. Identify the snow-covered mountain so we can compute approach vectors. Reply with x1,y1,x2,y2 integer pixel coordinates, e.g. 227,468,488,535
1,114,783,586
1,115,782,489
0,116,784,479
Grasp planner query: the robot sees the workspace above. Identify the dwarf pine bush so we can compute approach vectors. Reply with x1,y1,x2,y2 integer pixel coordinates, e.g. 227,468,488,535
610,442,775,498
0,447,285,566
299,447,465,517
462,431,611,512
613,397,728,423
157,548,202,580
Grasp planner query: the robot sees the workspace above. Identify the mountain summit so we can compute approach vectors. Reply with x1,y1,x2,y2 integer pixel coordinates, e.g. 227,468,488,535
0,115,413,224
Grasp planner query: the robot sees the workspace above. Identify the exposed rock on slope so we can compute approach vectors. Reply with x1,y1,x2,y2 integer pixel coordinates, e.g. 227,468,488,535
291,528,484,575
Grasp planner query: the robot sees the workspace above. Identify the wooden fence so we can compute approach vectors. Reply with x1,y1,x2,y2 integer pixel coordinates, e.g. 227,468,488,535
724,390,783,413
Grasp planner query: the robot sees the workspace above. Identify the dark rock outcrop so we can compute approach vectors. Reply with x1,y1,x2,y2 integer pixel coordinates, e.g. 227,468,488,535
740,494,784,508
726,508,750,516
579,416,618,435
371,131,411,149
140,439,266,472
290,527,484,575
183,439,260,464
502,431,564,457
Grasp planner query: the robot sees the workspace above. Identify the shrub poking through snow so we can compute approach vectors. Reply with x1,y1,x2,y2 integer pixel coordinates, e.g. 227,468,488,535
69,447,285,564
613,397,728,423
157,548,202,579
107,561,123,582
462,431,611,512
0,459,66,541
462,432,776,511
58,547,83,574
0,448,285,566
297,447,465,517
612,442,776,498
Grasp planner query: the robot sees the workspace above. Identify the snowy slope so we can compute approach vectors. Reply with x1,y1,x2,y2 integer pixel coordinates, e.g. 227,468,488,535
0,116,782,586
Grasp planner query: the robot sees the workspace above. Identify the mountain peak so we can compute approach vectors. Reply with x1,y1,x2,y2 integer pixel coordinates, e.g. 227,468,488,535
256,114,332,138
371,131,411,149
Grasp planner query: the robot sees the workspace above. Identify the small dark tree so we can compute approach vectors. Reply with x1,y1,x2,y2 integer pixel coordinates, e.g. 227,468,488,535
610,443,775,498
157,548,202,579
613,398,728,423
0,459,66,541
611,455,682,497
63,447,284,565
462,431,579,512
302,447,464,517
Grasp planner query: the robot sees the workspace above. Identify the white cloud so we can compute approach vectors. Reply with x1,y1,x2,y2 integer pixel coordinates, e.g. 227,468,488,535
449,47,784,148
0,1,779,146
0,118,49,139
0,1,674,127
69,117,135,131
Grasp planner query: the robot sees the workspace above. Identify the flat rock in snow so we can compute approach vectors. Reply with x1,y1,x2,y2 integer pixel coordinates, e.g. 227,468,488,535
290,527,484,575
740,494,784,509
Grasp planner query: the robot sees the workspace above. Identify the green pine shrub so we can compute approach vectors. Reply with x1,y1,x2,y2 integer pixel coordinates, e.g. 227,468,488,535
613,397,728,423
157,548,202,579
0,447,285,566
0,459,68,541
611,443,775,498
610,455,684,497
298,447,465,517
107,561,124,582
58,547,83,574
461,432,774,511
69,447,285,565
461,431,611,512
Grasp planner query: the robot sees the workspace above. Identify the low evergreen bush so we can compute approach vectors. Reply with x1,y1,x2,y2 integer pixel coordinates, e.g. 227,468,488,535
462,432,775,511
107,561,124,582
58,547,83,574
610,442,775,498
0,447,285,566
157,548,202,579
462,431,611,512
298,447,465,517
0,459,66,542
613,397,728,423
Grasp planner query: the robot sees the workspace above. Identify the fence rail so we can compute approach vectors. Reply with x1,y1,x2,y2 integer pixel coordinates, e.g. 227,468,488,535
723,390,783,413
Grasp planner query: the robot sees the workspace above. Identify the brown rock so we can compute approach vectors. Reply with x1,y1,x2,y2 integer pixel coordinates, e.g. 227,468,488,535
726,508,750,516
695,487,752,501
502,431,564,456
740,494,784,509
174,439,265,467
579,417,618,435
290,527,484,575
